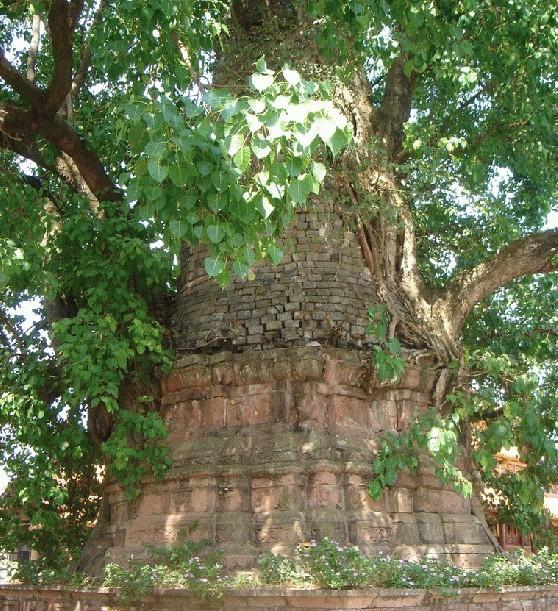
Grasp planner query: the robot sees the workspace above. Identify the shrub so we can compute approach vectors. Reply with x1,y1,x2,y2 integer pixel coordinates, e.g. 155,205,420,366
258,552,309,585
296,539,373,589
102,539,225,605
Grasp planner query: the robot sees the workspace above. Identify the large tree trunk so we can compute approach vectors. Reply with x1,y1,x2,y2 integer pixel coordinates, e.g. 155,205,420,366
80,2,495,571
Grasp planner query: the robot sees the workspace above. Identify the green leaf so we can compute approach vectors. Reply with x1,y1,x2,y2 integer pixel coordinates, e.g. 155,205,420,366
224,133,244,157
168,163,190,187
368,479,383,500
206,224,224,243
169,219,187,238
268,243,284,265
327,128,349,157
250,73,274,92
248,98,266,114
147,159,169,183
232,260,250,277
204,256,225,277
282,66,301,86
287,174,314,204
295,127,316,150
251,138,272,159
196,160,213,177
312,161,327,183
144,141,166,159
233,146,251,173
207,191,227,212
255,195,274,219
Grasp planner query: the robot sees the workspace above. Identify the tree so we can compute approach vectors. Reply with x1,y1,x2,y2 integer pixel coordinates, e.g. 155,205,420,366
0,0,557,565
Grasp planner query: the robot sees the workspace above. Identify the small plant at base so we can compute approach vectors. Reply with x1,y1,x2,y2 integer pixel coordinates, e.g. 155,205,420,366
258,552,310,585
103,558,154,607
296,539,373,589
102,539,225,605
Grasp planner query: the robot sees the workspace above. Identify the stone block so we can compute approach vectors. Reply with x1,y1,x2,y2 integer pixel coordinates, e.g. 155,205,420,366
200,396,225,429
211,362,235,386
310,514,349,545
270,358,292,380
110,501,127,526
392,513,421,545
251,476,304,514
139,492,169,516
217,478,249,513
414,488,471,514
344,474,385,515
367,399,398,431
416,513,445,543
329,395,367,432
400,364,422,390
294,388,329,430
189,485,218,513
255,511,307,545
385,487,413,513
309,471,342,509
215,513,254,544
348,518,394,546
235,360,271,385
169,480,216,514
443,520,483,544
292,358,324,381
164,364,212,393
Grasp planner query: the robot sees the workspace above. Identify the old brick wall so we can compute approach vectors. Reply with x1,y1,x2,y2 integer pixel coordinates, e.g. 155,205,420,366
96,348,492,571
174,200,378,352
2,584,558,610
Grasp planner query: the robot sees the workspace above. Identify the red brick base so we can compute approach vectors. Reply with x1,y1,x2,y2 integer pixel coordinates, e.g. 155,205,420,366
83,347,493,572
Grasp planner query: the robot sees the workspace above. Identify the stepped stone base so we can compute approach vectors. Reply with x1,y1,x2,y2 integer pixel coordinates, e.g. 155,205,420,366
90,347,492,571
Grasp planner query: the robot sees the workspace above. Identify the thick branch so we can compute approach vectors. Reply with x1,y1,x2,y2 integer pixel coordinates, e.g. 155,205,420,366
0,50,46,106
377,56,417,161
1,103,119,202
440,229,558,335
37,115,120,201
45,0,84,114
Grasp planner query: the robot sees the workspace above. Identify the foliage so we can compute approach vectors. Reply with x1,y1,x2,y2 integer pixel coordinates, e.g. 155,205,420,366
258,541,558,591
369,408,472,501
8,556,92,588
258,551,310,586
296,539,374,590
11,537,558,596
103,539,225,605
122,60,351,285
366,305,406,382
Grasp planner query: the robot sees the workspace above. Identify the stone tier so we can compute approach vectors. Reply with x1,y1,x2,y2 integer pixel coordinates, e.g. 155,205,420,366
97,348,492,570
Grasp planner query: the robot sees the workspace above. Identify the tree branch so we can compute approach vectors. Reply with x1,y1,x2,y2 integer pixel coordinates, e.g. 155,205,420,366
1,103,119,202
0,49,46,107
72,0,107,97
37,115,120,201
45,0,84,114
26,14,42,82
439,229,558,335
